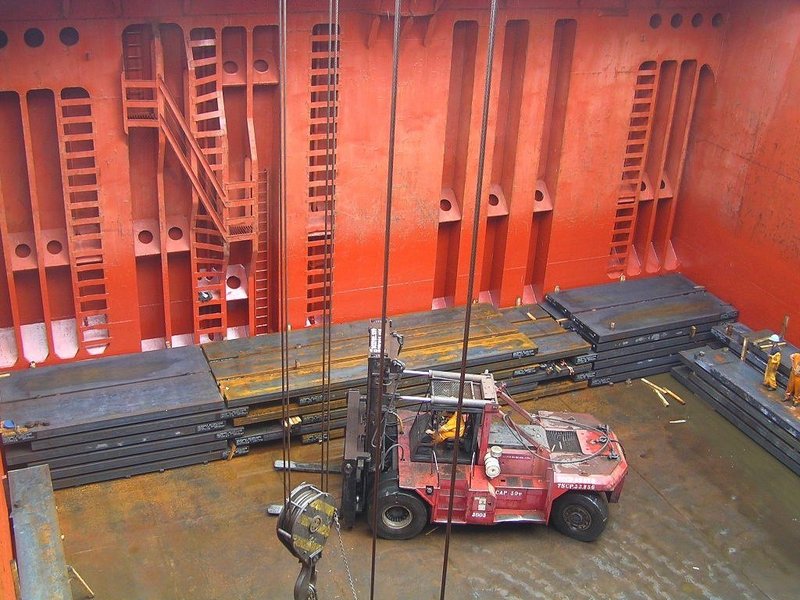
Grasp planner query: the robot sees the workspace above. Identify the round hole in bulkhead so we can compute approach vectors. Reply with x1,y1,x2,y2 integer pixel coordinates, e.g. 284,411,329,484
223,60,239,74
59,27,79,46
226,275,241,290
168,226,183,241
15,244,31,258
254,59,269,73
691,13,703,27
640,181,647,192
660,180,666,190
46,240,63,254
649,14,662,29
0,30,8,49
712,13,724,27
440,199,452,211
138,230,154,244
671,14,683,28
488,194,499,206
535,190,544,202
24,28,45,48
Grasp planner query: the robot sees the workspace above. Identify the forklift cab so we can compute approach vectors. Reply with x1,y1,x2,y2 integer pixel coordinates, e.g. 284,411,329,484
408,407,482,465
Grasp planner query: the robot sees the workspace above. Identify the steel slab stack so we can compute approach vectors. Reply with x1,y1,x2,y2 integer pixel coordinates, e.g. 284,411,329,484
205,303,595,450
0,347,243,489
673,345,799,476
543,274,738,386
710,322,799,389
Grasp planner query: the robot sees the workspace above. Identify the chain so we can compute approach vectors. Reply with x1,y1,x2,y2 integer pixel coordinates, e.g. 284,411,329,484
334,513,358,600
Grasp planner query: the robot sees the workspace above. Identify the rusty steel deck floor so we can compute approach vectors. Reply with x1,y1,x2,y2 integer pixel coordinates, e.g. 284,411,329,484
54,374,800,600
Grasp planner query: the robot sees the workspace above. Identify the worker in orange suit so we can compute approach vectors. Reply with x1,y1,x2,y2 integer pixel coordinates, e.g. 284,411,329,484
762,334,782,391
428,412,468,445
785,352,800,406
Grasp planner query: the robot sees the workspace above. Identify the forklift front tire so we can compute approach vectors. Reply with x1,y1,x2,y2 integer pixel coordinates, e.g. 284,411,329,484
370,490,428,540
550,492,609,542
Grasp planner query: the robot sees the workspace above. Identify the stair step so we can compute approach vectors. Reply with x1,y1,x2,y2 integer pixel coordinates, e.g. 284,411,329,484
66,183,100,194
60,115,93,125
190,56,218,68
189,38,217,48
193,74,218,86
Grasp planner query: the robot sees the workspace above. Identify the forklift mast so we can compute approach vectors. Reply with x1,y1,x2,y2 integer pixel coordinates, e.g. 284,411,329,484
339,322,403,527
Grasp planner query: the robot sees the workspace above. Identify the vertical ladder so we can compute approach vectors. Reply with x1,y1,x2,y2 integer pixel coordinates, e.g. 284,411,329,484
186,28,228,185
55,92,112,355
608,63,659,276
122,27,145,81
185,28,230,342
121,25,157,128
191,210,228,343
253,172,270,335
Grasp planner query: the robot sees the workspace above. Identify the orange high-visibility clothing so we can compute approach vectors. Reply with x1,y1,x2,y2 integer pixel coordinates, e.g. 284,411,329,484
432,412,468,445
763,351,782,390
786,353,800,403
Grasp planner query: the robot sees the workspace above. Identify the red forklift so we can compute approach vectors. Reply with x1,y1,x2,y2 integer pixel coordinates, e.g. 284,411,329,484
339,323,628,542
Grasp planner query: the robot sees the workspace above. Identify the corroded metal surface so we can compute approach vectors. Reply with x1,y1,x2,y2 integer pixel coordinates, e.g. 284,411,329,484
8,465,71,600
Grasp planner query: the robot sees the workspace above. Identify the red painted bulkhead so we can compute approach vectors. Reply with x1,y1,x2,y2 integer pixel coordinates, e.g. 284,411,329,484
0,0,796,363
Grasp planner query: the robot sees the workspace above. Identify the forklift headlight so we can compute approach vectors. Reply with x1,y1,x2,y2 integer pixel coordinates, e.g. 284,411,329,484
425,485,434,495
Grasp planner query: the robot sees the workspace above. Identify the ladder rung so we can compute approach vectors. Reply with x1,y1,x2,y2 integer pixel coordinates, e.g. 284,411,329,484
63,133,94,142
80,322,111,332
67,167,99,176
67,184,99,193
64,150,96,159
193,74,218,86
70,217,101,227
82,338,112,349
77,293,109,303
195,110,223,121
60,115,93,125
191,56,218,68
189,38,217,48
195,91,219,104
59,98,92,108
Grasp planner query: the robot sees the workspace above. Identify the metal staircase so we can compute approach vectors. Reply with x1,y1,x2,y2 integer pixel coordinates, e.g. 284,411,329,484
608,62,660,277
186,28,229,184
120,26,256,342
55,92,112,355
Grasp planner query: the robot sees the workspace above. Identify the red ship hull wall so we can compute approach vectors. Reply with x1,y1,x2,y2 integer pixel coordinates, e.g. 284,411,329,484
677,0,800,339
0,0,797,371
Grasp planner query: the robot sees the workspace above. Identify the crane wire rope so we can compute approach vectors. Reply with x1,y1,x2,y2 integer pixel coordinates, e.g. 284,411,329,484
319,0,340,493
438,1,498,598
368,1,402,599
278,0,292,501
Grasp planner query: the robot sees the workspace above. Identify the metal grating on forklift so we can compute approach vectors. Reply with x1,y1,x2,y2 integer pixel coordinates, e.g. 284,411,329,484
545,429,583,454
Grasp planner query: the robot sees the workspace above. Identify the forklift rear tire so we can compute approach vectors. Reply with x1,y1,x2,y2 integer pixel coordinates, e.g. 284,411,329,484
370,489,428,540
550,492,609,542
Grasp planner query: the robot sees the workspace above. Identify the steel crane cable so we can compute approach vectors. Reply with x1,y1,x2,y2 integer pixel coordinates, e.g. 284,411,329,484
368,1,402,599
278,0,292,501
439,1,498,599
319,0,340,493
